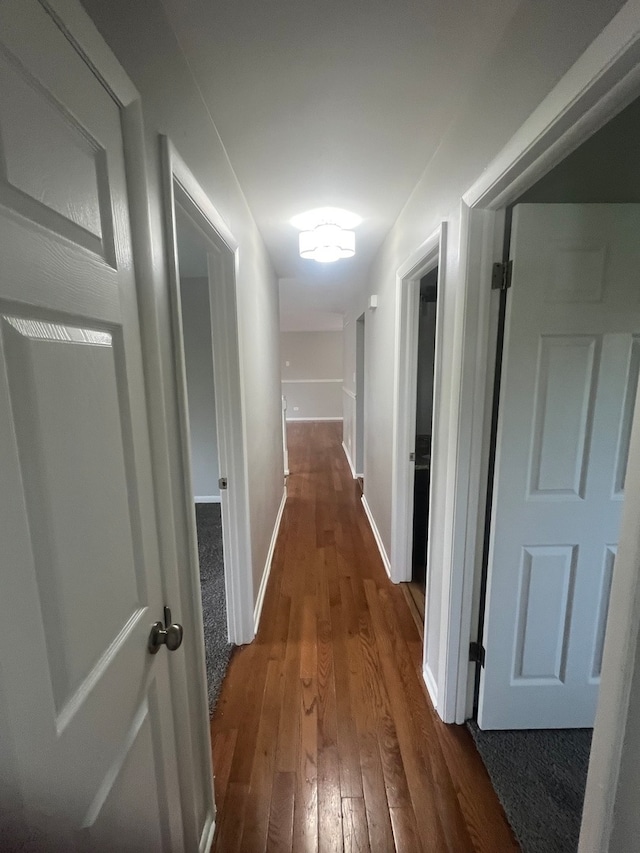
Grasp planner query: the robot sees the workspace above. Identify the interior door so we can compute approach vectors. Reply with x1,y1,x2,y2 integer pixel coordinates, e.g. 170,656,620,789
478,204,640,729
0,2,185,848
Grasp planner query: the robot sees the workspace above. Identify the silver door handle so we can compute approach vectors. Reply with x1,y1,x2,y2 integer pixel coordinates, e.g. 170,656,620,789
148,606,184,654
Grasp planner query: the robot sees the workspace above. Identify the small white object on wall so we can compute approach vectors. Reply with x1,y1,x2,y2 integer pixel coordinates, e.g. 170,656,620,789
369,295,378,310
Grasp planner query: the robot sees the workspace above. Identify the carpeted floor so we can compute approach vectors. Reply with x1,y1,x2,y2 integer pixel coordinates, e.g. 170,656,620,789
467,721,592,853
195,503,233,714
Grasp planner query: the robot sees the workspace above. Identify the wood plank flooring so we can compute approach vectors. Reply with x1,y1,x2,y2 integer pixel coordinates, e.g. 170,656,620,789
402,582,426,638
211,421,518,852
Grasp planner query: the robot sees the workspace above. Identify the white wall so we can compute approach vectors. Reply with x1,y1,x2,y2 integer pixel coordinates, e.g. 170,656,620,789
180,277,220,501
341,0,627,704
281,331,343,420
82,0,283,612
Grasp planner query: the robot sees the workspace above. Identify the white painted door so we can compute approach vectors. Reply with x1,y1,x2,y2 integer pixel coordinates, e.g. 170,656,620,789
478,204,640,729
0,2,185,848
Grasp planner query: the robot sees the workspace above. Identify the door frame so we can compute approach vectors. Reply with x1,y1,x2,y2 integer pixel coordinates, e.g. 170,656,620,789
36,2,216,850
282,394,289,476
160,137,254,647
390,223,446,587
437,2,640,848
439,0,640,725
355,312,366,478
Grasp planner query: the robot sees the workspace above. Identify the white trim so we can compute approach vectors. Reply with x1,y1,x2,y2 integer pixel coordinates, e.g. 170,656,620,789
342,441,357,479
166,151,237,253
254,488,287,633
390,224,445,585
429,204,500,726
281,394,289,480
160,137,254,649
582,403,640,852
342,387,357,400
40,0,138,103
286,416,343,422
40,2,216,849
423,663,439,710
194,495,221,504
355,313,366,487
282,378,343,384
199,815,216,853
448,206,503,726
361,495,391,579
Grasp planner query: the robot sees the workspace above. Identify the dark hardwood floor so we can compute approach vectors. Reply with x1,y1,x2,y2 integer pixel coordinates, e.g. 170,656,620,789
210,421,518,852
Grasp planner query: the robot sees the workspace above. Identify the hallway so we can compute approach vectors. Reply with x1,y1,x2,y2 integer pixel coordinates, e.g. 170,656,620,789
210,422,518,852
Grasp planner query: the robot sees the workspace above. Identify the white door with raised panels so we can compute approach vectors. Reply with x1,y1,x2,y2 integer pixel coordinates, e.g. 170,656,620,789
0,2,186,848
478,204,640,730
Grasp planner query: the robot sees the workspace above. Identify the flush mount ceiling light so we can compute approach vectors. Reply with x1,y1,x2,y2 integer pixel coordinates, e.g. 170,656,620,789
291,207,362,263
299,223,355,263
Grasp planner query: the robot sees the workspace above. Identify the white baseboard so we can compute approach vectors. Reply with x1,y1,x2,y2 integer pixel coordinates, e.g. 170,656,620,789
423,663,439,713
286,416,344,422
194,495,221,504
341,441,357,479
199,813,216,853
360,495,392,579
254,487,287,633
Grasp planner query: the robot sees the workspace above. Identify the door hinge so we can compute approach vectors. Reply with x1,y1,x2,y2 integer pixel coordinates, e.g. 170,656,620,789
409,451,415,462
491,260,513,291
469,641,486,667
218,477,227,490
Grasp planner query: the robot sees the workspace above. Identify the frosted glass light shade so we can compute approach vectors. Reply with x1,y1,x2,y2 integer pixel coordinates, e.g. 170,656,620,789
291,207,362,230
299,223,356,263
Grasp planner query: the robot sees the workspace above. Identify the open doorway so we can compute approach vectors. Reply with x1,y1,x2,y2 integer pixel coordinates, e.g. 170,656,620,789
406,269,438,624
390,224,445,599
161,139,255,729
390,223,445,672
466,94,640,853
173,209,231,713
355,312,365,490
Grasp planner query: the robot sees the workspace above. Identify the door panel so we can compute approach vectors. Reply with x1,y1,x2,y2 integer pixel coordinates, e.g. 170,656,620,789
479,204,640,729
0,39,115,262
529,335,598,498
85,692,169,852
591,545,616,680
0,48,105,242
514,545,576,683
614,336,640,493
0,1,184,847
3,317,143,712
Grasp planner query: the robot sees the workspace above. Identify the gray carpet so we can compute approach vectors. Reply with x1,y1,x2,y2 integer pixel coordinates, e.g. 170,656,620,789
467,721,592,853
195,503,233,714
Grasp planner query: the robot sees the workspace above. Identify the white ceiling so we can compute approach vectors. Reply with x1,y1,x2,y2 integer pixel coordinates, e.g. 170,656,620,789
161,0,520,328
